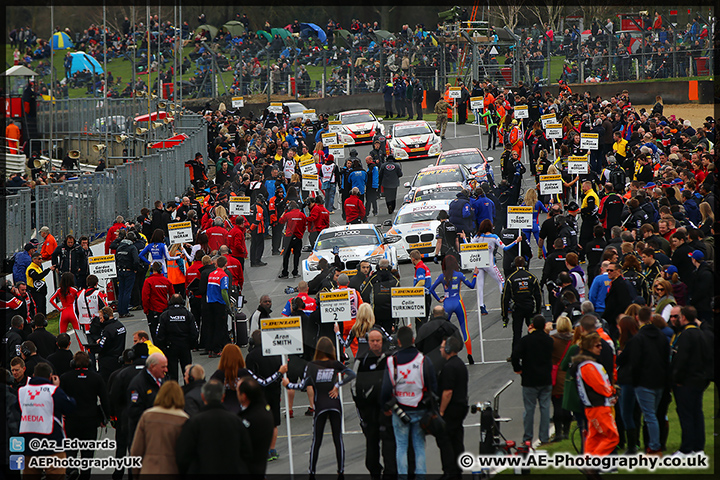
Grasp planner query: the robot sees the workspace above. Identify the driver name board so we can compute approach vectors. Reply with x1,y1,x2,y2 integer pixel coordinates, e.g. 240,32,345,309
228,196,251,215
580,132,599,150
168,221,193,244
260,317,304,356
539,174,563,194
470,96,484,110
89,255,117,279
541,113,557,128
302,174,320,192
507,206,533,229
321,132,338,146
300,158,317,175
319,290,352,323
448,87,462,99
268,102,283,114
329,144,345,158
514,105,529,119
568,155,589,174
231,96,244,108
460,242,491,269
391,287,426,318
303,109,315,115
545,123,562,139
328,120,342,133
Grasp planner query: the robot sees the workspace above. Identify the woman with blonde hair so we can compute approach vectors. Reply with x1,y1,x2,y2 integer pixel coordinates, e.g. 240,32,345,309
334,302,391,358
131,381,189,475
550,315,574,440
166,244,187,298
521,188,548,246
651,278,676,322
210,344,287,413
698,201,713,235
214,205,233,230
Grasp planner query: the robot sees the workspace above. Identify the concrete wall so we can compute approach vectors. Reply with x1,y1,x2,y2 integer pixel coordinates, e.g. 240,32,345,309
544,80,713,104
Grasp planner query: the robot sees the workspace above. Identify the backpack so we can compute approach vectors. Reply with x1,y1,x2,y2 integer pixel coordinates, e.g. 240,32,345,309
609,166,625,193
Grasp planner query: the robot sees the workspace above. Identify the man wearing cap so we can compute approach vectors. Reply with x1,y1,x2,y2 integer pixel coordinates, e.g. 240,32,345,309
687,250,713,323
26,253,55,315
39,226,57,262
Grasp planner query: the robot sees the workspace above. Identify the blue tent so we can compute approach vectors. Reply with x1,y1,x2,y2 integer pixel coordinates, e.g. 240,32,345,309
300,23,327,43
69,52,104,75
52,32,74,50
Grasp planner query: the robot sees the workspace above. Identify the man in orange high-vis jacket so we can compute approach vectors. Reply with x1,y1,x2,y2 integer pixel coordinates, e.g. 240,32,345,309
6,118,21,154
573,333,619,456
248,194,267,267
443,83,454,120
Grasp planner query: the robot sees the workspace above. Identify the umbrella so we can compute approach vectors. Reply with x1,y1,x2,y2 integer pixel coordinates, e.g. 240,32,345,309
270,27,290,40
222,21,246,37
256,30,272,42
52,31,74,50
69,52,104,75
370,30,396,43
280,47,301,58
414,319,462,354
195,24,218,39
333,29,352,48
300,23,327,43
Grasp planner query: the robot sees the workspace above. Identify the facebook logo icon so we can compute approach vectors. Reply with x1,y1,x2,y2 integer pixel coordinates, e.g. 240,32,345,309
9,455,25,470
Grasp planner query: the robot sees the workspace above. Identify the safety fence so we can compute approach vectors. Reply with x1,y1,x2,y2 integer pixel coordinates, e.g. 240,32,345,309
4,112,206,258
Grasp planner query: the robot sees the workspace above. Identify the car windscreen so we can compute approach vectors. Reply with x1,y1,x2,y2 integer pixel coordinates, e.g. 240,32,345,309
395,208,440,224
286,104,304,113
394,124,432,137
316,230,379,249
341,112,375,124
438,152,482,166
414,169,463,187
413,187,461,202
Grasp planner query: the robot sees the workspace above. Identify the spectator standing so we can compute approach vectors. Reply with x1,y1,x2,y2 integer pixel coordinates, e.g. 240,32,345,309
26,252,55,315
182,364,206,417
236,377,276,475
26,314,57,359
602,262,636,340
127,353,168,443
46,333,73,377
39,226,57,261
378,156,403,215
72,236,93,289
436,336,469,479
13,242,37,284
687,250,713,323
105,216,126,255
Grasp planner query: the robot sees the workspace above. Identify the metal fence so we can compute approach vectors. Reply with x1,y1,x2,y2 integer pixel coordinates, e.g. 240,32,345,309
4,112,206,258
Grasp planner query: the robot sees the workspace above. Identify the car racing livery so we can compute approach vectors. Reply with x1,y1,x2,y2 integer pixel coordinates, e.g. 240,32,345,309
301,224,399,281
386,200,452,261
405,182,464,204
388,121,442,160
336,109,384,145
436,147,495,186
403,164,473,203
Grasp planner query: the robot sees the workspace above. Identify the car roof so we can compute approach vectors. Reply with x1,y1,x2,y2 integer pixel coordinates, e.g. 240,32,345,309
339,109,373,116
394,121,429,128
439,148,481,156
283,102,305,107
319,223,379,234
414,182,464,191
418,164,462,173
397,199,453,215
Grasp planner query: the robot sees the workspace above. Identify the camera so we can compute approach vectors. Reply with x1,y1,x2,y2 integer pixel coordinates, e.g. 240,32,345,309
384,398,411,424
545,280,558,292
284,286,299,295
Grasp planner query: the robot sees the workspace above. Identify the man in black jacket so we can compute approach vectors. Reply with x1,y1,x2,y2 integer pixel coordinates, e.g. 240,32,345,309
378,156,403,215
502,257,542,357
669,305,711,455
47,333,73,376
72,236,93,289
511,315,554,445
197,255,216,353
237,377,276,477
360,259,400,333
176,380,253,475
115,233,141,318
182,364,206,417
94,307,127,382
687,250,713,323
27,314,57,359
4,315,26,367
156,294,198,381
60,351,109,480
21,340,50,377
50,235,77,277
126,352,167,442
602,262,635,340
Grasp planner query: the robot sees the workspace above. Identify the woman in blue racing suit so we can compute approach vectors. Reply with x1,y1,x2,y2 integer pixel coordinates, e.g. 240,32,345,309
468,219,520,315
139,229,181,276
429,255,479,364
521,188,548,247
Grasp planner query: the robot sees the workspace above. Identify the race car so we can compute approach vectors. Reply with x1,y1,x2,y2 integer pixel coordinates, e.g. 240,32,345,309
336,109,384,145
436,147,495,186
387,121,442,160
402,164,473,203
301,224,399,282
404,182,464,204
384,199,452,261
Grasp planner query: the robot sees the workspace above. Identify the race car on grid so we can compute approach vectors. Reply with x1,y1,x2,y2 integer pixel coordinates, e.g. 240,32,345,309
301,224,400,282
435,147,496,186
387,120,442,160
335,109,385,146
404,182,465,204
383,199,453,261
402,164,473,203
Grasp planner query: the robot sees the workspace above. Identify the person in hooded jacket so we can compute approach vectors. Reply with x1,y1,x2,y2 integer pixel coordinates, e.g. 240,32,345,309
50,235,77,278
379,156,403,215
448,189,475,238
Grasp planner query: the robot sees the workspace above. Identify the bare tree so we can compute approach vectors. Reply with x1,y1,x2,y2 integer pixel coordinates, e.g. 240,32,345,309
528,2,565,33
493,2,525,32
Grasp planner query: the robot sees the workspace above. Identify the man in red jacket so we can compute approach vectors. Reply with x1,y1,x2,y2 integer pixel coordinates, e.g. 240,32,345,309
105,216,126,254
142,262,174,341
205,217,229,252
219,245,244,291
278,201,307,279
344,187,366,224
228,215,249,272
307,196,330,248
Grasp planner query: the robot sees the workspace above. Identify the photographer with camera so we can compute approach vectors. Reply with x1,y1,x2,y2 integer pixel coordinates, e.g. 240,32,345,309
381,326,437,480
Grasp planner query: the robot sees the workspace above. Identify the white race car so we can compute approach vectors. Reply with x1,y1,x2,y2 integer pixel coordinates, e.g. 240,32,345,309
436,147,496,186
384,200,452,261
387,120,442,160
404,182,464,204
336,109,384,146
301,224,399,281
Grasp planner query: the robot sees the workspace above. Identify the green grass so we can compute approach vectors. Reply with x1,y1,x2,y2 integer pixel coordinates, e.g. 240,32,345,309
530,387,715,475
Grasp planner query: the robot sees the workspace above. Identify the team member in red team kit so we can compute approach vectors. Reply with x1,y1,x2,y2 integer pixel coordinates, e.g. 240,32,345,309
205,217,230,252
229,215,249,273
344,187,366,224
278,201,307,279
219,245,244,291
206,257,232,358
307,196,330,248
142,262,175,342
